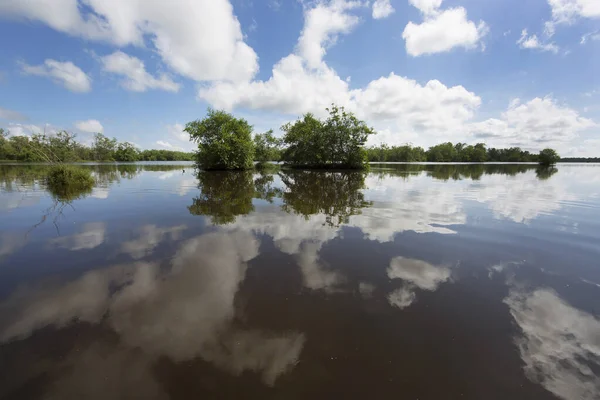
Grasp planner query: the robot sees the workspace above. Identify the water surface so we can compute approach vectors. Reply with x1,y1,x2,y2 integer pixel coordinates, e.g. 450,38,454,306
1,163,599,400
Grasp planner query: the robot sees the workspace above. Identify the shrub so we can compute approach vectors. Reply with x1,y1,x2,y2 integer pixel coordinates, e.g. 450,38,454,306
538,148,560,166
185,109,255,170
46,165,95,201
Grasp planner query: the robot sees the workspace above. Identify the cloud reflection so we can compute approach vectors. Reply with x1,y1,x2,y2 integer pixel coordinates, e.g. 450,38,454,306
47,222,106,250
120,224,187,259
0,229,305,387
505,287,600,400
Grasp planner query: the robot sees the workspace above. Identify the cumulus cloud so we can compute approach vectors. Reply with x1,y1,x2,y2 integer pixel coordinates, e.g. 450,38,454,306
199,0,483,148
469,97,595,150
165,123,195,151
20,59,91,92
48,222,106,251
5,123,47,137
297,0,363,69
100,51,180,92
0,0,258,83
517,29,559,53
0,107,27,121
372,0,394,19
402,2,488,56
545,0,600,36
505,287,600,400
74,119,103,133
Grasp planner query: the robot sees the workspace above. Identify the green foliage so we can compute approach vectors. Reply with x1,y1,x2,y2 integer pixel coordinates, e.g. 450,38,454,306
538,148,560,166
367,143,540,163
92,133,117,161
114,142,140,162
46,165,95,202
279,170,372,226
185,109,255,170
254,130,282,166
138,149,194,161
281,105,374,169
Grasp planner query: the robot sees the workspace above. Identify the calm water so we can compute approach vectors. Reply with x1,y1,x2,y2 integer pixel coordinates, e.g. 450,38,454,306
0,163,599,400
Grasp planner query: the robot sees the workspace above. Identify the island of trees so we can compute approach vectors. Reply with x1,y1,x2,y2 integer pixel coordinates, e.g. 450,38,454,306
1,105,572,168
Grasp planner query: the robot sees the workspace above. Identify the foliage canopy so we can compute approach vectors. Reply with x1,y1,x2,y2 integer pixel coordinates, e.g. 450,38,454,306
281,105,374,169
185,109,255,170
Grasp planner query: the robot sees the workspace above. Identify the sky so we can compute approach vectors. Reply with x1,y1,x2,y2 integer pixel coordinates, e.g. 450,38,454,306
0,0,598,155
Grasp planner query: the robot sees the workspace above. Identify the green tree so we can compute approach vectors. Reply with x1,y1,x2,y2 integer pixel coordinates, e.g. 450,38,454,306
92,133,117,161
185,109,255,170
282,105,374,169
538,148,560,166
254,130,282,166
114,142,140,162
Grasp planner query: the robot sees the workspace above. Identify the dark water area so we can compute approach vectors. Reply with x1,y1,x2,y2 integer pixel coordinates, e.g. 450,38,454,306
0,162,599,400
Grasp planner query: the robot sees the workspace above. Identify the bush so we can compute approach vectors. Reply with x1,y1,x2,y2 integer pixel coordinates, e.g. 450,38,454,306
538,148,560,166
185,109,255,170
281,105,374,169
46,165,95,201
254,130,282,166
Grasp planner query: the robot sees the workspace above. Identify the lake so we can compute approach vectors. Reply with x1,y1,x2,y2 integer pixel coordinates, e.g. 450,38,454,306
0,162,599,400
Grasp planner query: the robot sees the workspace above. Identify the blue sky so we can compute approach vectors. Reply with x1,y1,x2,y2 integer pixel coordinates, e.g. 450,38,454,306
0,0,598,155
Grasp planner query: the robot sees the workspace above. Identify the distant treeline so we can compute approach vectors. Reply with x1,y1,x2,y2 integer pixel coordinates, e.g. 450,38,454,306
365,143,542,163
559,157,600,163
0,129,194,162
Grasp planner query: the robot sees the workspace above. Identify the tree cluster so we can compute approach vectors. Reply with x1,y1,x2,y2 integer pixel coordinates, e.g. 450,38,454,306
185,105,374,170
0,129,194,162
366,142,547,163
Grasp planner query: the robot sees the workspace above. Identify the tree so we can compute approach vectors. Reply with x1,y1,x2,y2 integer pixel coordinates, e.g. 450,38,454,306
92,133,117,161
254,130,282,166
538,148,560,166
185,109,255,170
114,142,140,162
281,105,374,169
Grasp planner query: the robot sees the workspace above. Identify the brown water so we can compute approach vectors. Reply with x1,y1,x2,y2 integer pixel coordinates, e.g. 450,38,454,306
0,163,599,400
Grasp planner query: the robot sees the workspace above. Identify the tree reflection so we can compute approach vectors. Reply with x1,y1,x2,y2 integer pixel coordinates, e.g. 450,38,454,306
371,163,541,181
188,171,256,225
535,166,558,180
279,170,372,227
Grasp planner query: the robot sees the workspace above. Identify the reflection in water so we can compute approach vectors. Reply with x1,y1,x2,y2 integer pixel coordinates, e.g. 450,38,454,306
189,171,256,225
387,257,452,309
535,166,558,180
47,222,106,251
2,163,600,398
120,224,187,259
0,229,305,391
279,170,371,227
505,287,600,400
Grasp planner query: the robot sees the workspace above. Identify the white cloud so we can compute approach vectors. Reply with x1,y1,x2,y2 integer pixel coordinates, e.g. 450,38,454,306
1,0,258,83
20,59,91,92
297,0,363,69
402,5,488,56
372,0,394,19
517,29,559,53
5,123,46,137
100,51,180,92
580,30,600,44
74,119,103,133
505,287,600,400
469,97,595,150
409,0,443,15
0,107,27,121
156,140,183,151
165,123,196,151
545,0,600,36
